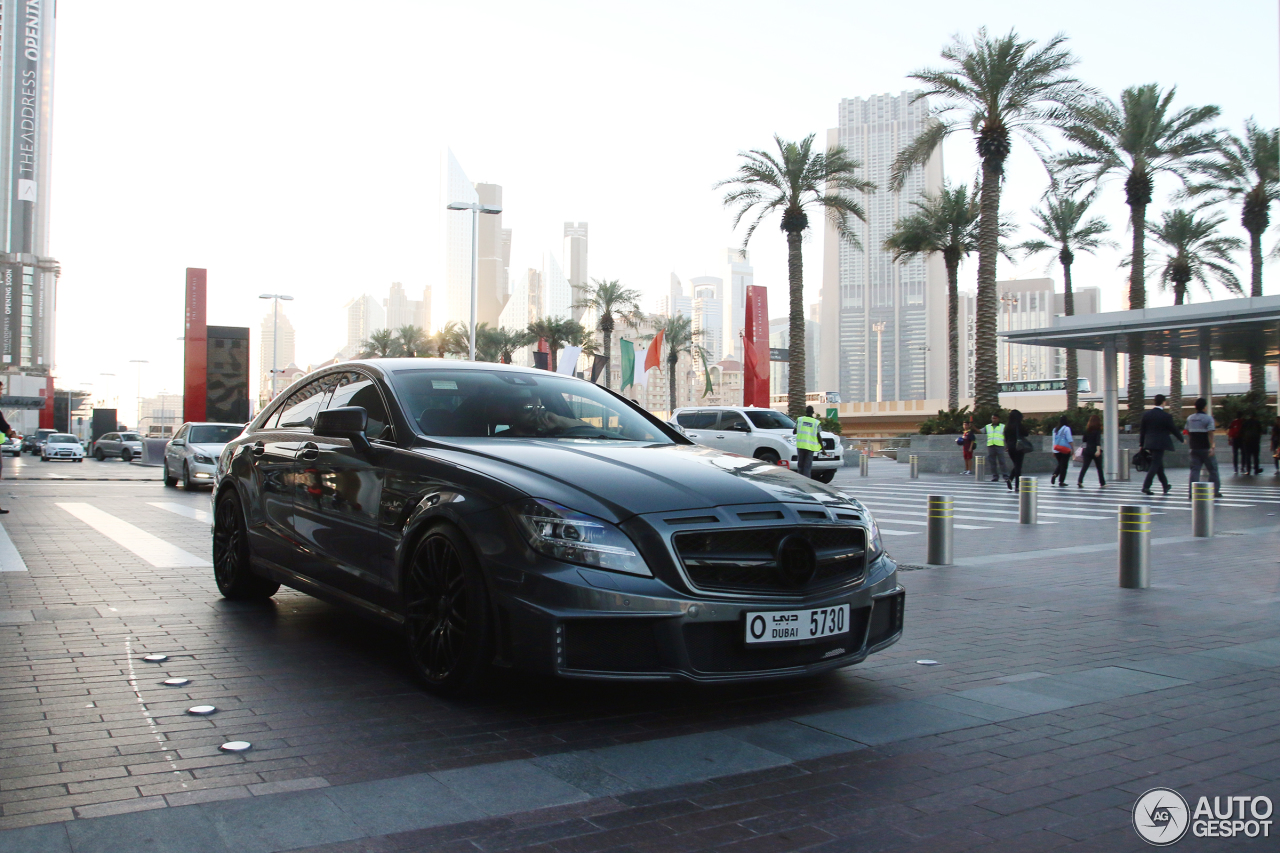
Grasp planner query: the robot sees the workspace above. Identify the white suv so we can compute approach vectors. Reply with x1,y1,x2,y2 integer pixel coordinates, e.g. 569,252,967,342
671,406,843,483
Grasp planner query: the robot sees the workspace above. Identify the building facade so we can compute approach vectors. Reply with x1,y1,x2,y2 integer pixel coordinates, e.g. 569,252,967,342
819,92,946,405
341,295,385,359
258,309,296,403
724,249,752,362
564,222,587,322
689,276,724,366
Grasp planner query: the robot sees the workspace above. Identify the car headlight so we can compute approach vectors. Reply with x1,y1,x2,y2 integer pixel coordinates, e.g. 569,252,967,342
865,515,885,561
510,498,651,577
194,454,214,464
785,435,797,445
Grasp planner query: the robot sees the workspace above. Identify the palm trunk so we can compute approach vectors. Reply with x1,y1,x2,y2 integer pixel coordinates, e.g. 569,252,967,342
945,256,960,411
786,229,805,419
1062,258,1078,411
1127,199,1148,426
668,354,678,413
1248,227,1265,396
601,317,614,389
1169,285,1187,416
974,160,1002,411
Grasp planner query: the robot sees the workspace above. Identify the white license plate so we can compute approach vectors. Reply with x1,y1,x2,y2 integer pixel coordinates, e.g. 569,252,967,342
745,604,850,645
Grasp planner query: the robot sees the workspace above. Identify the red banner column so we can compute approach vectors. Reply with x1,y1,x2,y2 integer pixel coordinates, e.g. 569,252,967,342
742,285,769,407
183,268,207,423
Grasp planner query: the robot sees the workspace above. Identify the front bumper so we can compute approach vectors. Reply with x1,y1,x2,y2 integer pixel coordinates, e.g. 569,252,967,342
186,459,217,481
491,555,903,683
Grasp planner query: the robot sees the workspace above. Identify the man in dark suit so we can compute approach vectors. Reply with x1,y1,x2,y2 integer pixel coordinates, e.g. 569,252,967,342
1139,394,1183,495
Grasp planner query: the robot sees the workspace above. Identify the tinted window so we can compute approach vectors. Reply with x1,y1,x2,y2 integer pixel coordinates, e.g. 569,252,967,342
328,373,392,441
270,378,332,431
121,433,141,441
49,435,77,444
188,425,244,444
103,433,118,441
745,410,796,430
676,411,718,429
719,411,749,431
392,369,669,442
173,425,189,441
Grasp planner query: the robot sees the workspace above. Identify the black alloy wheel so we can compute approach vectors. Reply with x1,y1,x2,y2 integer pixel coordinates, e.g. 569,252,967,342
403,523,492,695
212,491,279,600
755,449,781,465
163,461,177,487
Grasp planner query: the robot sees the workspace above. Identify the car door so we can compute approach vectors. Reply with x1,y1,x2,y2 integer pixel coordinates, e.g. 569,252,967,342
97,433,119,456
716,410,754,455
293,370,394,600
675,410,718,446
246,377,332,569
166,425,189,476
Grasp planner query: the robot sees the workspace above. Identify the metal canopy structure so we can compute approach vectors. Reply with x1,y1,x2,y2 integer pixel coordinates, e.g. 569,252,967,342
999,295,1280,479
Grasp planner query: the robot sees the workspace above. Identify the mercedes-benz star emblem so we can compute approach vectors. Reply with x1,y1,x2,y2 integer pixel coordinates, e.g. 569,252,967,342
777,535,817,587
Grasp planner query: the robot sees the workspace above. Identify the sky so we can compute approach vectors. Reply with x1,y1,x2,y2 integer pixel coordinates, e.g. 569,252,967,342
49,0,1280,415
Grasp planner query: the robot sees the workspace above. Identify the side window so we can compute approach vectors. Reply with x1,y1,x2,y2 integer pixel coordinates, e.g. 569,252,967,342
272,379,331,432
327,373,393,442
103,433,118,442
678,411,718,429
173,426,188,441
719,411,749,431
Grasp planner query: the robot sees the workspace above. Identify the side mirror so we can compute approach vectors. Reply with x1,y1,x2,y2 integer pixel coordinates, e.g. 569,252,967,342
171,439,185,446
314,406,373,453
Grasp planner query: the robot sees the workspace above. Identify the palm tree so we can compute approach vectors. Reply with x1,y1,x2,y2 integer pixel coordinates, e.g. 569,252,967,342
1015,188,1115,410
884,183,982,411
1187,119,1279,394
477,326,532,363
643,314,708,413
396,325,428,357
425,321,464,358
717,134,874,419
1146,208,1243,413
1056,84,1220,424
891,29,1091,412
526,317,587,371
573,278,643,388
359,329,397,358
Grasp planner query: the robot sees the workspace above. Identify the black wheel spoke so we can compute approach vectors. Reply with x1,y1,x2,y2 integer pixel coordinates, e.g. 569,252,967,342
406,533,473,684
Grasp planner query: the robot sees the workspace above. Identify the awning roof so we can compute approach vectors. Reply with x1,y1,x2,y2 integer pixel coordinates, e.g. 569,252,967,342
999,295,1280,363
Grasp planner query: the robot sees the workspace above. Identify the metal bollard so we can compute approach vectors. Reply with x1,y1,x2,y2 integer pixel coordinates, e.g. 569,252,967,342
1118,505,1150,588
859,451,869,477
974,455,985,481
909,455,919,479
1118,448,1131,481
926,495,953,565
1018,476,1037,524
1191,481,1214,537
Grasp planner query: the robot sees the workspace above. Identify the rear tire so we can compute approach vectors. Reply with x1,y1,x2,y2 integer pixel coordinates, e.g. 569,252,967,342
754,449,781,465
94,448,105,461
813,469,836,484
212,490,279,600
403,522,492,696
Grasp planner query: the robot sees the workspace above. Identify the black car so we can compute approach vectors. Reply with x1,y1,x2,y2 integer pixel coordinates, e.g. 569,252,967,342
213,360,903,693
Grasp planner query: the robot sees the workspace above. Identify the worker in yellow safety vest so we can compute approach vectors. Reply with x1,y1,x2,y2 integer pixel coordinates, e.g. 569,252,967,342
983,412,1008,482
793,405,822,479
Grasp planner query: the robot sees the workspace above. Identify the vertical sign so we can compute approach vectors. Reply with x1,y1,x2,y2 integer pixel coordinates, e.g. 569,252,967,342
742,285,769,407
11,0,44,255
183,268,208,423
1,263,13,364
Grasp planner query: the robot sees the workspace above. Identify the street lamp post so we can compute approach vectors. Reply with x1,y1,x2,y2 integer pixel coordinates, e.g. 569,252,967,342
446,201,503,361
129,360,148,432
259,294,294,401
871,322,886,403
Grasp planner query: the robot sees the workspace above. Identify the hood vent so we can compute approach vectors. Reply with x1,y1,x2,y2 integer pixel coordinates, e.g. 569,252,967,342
665,515,719,526
736,510,784,521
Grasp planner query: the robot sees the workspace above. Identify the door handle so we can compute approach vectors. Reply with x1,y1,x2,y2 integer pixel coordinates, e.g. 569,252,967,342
251,441,265,457
298,441,319,461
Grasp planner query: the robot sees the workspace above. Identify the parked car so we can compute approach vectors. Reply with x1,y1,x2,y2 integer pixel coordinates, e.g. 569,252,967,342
41,433,85,462
21,428,56,455
92,431,144,461
213,360,902,695
671,406,844,483
164,422,244,489
2,435,22,456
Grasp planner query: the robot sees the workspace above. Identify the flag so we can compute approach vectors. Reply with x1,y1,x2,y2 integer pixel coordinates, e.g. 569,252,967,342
644,330,664,373
633,346,649,385
699,348,714,398
590,354,609,384
556,346,582,376
619,339,635,391
532,351,549,371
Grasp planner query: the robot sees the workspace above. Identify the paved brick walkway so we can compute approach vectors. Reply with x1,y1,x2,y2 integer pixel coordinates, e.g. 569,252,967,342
1,472,1277,851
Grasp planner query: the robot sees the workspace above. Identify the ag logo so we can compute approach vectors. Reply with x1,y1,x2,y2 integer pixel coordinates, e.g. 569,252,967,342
1133,787,1190,845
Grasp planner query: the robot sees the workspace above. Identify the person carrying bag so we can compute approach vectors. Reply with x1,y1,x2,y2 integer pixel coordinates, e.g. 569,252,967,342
1049,415,1073,487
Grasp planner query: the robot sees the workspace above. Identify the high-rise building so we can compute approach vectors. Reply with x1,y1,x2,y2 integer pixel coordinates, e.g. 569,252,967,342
724,249,752,362
542,253,573,321
342,295,386,359
384,281,429,332
819,92,946,404
0,1,59,433
769,317,819,396
660,274,693,318
476,183,510,327
259,310,296,402
500,268,540,331
565,223,588,322
689,276,724,365
441,150,478,332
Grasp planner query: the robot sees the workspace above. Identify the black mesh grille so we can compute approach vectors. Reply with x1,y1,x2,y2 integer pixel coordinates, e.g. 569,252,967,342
562,617,667,673
684,606,871,673
821,437,836,451
673,526,866,594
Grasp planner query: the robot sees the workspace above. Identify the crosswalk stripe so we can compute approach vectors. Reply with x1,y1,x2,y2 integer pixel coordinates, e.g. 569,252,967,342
878,529,918,537
870,508,1030,525
147,502,213,524
0,521,27,572
57,503,210,568
863,516,991,530
843,481,1261,509
846,487,1173,515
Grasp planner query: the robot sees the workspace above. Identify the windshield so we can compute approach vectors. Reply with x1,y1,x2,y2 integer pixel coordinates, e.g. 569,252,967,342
392,369,672,442
49,435,78,444
746,410,796,430
121,433,142,441
188,425,242,444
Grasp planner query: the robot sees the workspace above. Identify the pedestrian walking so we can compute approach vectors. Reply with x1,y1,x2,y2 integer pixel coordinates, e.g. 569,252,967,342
1239,412,1263,475
1004,409,1029,491
0,408,12,513
1139,394,1183,495
1185,397,1222,499
792,405,821,479
1077,413,1105,487
958,421,976,475
1049,415,1073,487
983,413,1008,483
1227,416,1242,473
1272,416,1280,475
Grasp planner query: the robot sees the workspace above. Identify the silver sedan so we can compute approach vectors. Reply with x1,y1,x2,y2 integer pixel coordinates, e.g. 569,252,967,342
163,423,244,489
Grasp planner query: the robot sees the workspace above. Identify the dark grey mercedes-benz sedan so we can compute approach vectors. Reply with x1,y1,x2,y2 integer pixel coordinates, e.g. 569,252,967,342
213,359,903,693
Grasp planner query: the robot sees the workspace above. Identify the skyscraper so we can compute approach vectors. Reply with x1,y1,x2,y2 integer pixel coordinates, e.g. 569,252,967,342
342,295,386,359
259,310,296,401
819,92,946,403
724,249,752,362
660,274,692,318
384,282,429,332
564,223,588,322
689,276,724,365
475,183,510,327
441,150,478,333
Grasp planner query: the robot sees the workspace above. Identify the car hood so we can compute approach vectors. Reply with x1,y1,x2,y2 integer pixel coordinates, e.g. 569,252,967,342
415,439,854,521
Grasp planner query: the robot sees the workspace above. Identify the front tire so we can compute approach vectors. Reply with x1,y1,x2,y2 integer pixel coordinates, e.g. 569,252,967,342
403,523,492,695
121,448,132,462
163,462,177,487
813,469,836,484
754,449,781,465
94,448,105,461
213,491,279,600
182,462,194,489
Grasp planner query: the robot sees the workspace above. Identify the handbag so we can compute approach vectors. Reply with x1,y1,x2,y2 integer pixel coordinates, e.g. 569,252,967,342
1072,446,1083,462
1053,444,1073,454
1017,438,1033,453
1133,447,1152,472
